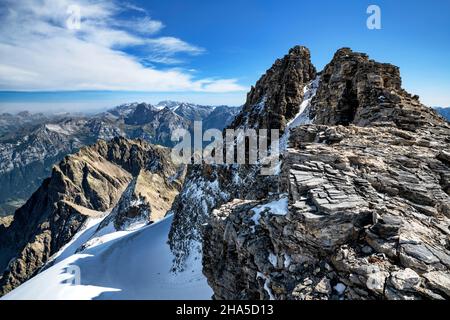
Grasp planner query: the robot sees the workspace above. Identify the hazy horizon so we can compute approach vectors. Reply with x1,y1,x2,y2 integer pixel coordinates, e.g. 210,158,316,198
0,91,245,114
0,91,448,115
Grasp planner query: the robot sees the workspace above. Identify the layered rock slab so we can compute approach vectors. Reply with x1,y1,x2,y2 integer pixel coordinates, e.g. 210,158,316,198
203,124,450,300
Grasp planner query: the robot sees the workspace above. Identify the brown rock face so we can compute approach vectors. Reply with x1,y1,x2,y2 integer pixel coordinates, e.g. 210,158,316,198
201,46,450,300
310,48,444,130
229,46,316,132
98,167,185,232
204,123,450,300
167,46,317,269
0,137,182,296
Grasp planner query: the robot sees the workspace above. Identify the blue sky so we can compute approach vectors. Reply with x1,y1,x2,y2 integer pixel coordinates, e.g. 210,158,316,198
0,0,449,113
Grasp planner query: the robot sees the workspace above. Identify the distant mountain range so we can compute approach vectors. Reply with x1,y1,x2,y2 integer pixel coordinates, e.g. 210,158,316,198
0,102,241,216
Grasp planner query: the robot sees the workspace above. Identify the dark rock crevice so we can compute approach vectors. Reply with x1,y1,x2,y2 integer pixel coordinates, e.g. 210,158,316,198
336,80,359,125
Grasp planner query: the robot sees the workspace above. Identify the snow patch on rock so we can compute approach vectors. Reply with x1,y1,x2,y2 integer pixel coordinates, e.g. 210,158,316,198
280,76,320,150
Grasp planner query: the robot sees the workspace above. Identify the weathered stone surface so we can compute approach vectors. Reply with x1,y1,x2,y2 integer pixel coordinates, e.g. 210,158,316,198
310,48,444,131
168,46,318,270
203,122,450,300
390,268,421,291
423,271,450,297
0,215,13,228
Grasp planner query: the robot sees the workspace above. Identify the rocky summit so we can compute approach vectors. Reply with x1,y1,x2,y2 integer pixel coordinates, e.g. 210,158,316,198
0,137,184,295
229,46,316,132
167,46,450,300
168,46,317,267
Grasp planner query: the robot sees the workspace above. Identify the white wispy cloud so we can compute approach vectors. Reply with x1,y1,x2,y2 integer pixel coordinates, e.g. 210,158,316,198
119,17,165,35
0,0,246,93
146,37,204,55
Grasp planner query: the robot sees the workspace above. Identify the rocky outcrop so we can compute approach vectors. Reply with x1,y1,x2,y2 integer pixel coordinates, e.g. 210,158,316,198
203,123,450,300
229,46,316,132
198,46,450,300
167,48,318,270
310,48,444,130
0,137,182,296
98,166,185,232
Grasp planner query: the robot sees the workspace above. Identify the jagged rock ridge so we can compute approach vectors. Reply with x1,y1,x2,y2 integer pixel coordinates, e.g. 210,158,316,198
204,123,450,299
229,46,316,132
0,137,184,295
0,117,123,216
167,46,450,300
0,102,240,216
168,46,317,268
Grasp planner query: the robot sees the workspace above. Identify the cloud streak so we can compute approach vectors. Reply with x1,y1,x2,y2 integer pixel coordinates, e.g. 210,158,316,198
0,0,246,93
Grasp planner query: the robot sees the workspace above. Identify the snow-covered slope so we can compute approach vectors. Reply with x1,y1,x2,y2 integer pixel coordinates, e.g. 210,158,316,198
2,215,212,300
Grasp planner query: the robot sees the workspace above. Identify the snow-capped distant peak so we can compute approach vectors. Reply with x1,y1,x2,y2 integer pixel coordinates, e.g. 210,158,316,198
44,123,76,135
156,101,184,111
